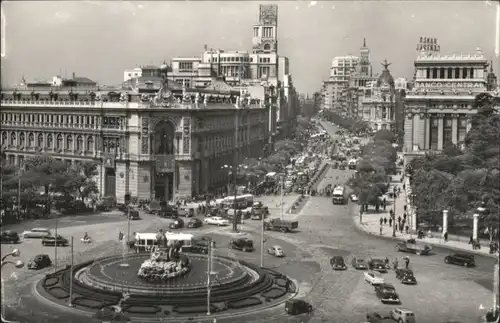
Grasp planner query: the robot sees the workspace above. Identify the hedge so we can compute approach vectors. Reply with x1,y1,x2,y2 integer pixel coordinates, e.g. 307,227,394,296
123,305,161,314
261,288,286,299
71,297,107,309
47,287,69,299
227,297,262,309
43,277,59,288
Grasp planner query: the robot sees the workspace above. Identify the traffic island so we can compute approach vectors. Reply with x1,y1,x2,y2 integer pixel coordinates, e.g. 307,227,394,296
35,253,298,321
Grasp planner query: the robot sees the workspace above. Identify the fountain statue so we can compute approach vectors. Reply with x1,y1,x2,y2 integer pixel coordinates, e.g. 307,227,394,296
137,240,190,281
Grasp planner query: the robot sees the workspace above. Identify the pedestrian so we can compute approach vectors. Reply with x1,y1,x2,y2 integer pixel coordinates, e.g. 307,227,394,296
383,217,387,225
394,223,398,232
400,224,403,233
389,218,392,227
398,215,402,223
405,225,409,234
118,231,123,241
380,217,383,226
404,256,410,269
469,235,473,245
389,209,394,218
403,213,407,221
444,232,448,242
383,198,387,211
380,225,383,235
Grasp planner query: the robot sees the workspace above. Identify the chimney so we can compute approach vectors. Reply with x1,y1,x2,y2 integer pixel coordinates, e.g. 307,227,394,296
72,72,76,79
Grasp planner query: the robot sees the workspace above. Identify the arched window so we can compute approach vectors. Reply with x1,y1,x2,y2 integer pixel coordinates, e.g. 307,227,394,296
10,132,16,146
264,43,271,51
76,135,83,151
47,134,53,148
1,132,6,145
37,134,44,147
66,135,73,150
28,133,34,147
56,134,63,149
19,133,25,147
86,136,94,151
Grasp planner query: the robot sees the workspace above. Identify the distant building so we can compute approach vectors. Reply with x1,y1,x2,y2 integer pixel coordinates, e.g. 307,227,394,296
403,42,498,165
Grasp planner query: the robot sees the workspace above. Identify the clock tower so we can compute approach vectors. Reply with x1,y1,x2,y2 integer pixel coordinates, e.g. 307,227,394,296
252,4,278,54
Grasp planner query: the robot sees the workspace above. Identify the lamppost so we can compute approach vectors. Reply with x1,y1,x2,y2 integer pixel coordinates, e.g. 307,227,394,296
222,164,248,232
392,186,397,237
1,249,24,323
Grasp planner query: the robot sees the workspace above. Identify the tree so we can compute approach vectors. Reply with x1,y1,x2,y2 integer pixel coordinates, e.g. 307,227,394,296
373,129,395,143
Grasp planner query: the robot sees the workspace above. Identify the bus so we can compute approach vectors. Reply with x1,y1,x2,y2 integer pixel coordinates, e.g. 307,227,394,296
223,194,254,209
332,186,347,205
132,232,193,252
348,158,358,170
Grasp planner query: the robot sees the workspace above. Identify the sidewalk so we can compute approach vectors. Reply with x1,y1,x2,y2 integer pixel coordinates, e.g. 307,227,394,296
354,174,496,258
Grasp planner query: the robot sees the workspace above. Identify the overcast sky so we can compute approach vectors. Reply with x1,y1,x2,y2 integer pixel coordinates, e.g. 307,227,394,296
1,1,497,94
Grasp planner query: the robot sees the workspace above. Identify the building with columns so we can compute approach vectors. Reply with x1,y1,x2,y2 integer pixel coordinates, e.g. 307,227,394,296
1,70,271,203
403,44,499,166
322,54,359,112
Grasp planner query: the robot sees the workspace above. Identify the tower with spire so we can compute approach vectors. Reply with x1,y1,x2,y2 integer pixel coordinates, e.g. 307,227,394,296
359,38,372,77
487,60,498,91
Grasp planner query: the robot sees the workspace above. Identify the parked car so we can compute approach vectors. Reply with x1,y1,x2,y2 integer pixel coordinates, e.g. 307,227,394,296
285,299,313,315
204,216,229,226
330,256,347,270
395,268,417,285
364,271,385,285
368,257,388,273
444,253,475,267
267,245,284,257
128,209,140,220
28,254,52,270
365,312,382,323
42,235,69,247
390,308,416,323
169,219,185,229
1,231,20,244
186,218,203,228
177,208,194,217
375,283,400,304
351,257,368,270
229,238,254,252
22,228,52,239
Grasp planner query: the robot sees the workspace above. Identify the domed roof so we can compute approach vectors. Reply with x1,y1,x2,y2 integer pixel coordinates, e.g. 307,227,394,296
376,59,395,88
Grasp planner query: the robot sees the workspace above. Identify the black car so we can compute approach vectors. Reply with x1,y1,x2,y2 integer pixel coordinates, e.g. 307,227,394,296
190,241,209,254
374,283,400,304
368,258,388,273
1,230,20,244
330,256,347,270
28,254,52,270
169,219,185,229
444,253,475,267
187,218,203,228
42,235,69,246
351,257,368,270
229,238,254,252
395,268,417,285
285,299,313,315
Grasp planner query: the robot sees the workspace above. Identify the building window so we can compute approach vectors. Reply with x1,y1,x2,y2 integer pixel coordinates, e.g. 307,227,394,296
28,133,34,147
469,67,474,79
447,68,452,78
458,116,467,143
9,155,15,165
440,68,445,79
263,27,272,38
37,134,44,147
19,133,25,147
56,134,63,150
66,135,73,150
253,27,259,37
443,116,453,147
47,134,53,148
76,135,83,151
429,116,439,150
432,68,438,79
463,68,468,79
10,132,16,146
455,67,460,78
86,136,94,151
1,132,6,146
18,155,24,168
179,62,193,70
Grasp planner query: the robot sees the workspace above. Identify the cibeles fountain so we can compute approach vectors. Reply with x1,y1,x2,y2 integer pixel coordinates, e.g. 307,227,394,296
36,230,297,320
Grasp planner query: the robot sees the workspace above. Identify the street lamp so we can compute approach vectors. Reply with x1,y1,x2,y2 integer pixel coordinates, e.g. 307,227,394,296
1,249,23,323
222,164,248,232
392,186,397,237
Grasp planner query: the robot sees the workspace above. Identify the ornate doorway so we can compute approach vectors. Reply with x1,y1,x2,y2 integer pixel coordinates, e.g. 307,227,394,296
104,168,116,197
153,120,175,201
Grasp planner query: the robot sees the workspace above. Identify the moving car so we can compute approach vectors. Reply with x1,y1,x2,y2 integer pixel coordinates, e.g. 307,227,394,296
375,283,400,304
351,257,368,270
267,245,284,257
396,239,432,255
350,194,359,202
204,216,229,226
42,235,69,247
285,299,313,315
390,308,416,323
364,271,385,285
128,209,140,220
368,257,388,273
28,254,52,270
330,256,347,270
169,219,185,229
444,253,475,267
1,231,20,244
229,238,254,252
22,228,52,239
186,218,203,228
177,208,194,217
395,268,417,285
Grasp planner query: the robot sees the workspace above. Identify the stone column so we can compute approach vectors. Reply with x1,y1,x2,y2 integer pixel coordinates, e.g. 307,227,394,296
472,213,479,240
411,207,417,232
466,117,472,133
451,117,458,145
424,117,430,150
437,117,444,150
442,210,448,235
